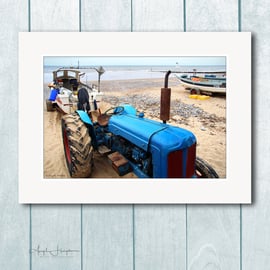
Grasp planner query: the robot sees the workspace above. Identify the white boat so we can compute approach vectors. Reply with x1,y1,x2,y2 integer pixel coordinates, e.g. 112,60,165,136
46,68,103,114
176,74,226,95
54,87,103,114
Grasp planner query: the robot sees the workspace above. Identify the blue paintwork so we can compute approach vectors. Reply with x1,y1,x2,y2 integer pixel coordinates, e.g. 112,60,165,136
129,161,149,178
76,110,93,125
120,104,137,115
108,105,196,177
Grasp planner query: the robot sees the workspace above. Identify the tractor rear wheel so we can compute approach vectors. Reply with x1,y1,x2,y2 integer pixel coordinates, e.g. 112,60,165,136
195,157,219,178
61,113,93,178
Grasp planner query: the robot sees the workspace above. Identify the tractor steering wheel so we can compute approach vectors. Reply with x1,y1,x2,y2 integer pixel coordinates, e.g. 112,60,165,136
104,106,124,116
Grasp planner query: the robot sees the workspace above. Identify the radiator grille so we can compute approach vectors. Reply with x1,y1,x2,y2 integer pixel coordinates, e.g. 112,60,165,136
167,143,196,178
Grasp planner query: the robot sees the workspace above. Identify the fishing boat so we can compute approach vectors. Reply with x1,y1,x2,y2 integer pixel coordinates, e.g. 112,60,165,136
176,74,226,95
46,68,104,114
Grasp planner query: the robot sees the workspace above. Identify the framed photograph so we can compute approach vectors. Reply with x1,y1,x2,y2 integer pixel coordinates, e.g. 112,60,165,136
19,32,251,203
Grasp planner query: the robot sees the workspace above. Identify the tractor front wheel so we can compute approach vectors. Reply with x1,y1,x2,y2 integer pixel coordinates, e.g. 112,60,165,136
61,113,93,178
195,157,219,178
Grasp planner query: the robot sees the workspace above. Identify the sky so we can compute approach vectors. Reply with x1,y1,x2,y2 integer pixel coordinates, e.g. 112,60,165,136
44,56,226,67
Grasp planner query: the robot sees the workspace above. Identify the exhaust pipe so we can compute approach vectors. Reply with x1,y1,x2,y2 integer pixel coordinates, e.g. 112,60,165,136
160,70,171,123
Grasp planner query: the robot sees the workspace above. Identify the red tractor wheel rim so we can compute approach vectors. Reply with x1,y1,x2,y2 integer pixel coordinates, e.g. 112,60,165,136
63,129,71,164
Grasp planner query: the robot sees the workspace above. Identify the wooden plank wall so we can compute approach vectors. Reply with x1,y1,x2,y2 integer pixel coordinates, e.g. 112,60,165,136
0,0,266,269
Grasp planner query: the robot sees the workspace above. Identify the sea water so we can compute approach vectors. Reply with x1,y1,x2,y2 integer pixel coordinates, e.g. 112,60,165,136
43,65,226,85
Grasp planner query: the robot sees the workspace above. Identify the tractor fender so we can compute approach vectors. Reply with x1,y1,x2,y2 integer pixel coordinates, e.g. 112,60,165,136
76,110,93,125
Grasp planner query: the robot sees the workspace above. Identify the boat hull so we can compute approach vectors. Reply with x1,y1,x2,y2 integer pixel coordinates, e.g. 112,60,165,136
177,75,226,94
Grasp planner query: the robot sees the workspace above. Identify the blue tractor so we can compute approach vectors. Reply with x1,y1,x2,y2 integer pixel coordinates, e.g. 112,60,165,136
61,71,219,178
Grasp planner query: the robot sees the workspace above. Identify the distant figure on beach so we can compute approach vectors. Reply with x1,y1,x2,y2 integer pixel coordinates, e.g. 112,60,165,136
77,88,90,112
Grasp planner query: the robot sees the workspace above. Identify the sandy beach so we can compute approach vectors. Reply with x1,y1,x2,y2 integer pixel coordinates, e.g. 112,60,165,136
44,77,226,178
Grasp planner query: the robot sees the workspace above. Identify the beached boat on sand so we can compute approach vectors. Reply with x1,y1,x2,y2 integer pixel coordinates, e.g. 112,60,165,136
176,74,226,95
46,68,104,114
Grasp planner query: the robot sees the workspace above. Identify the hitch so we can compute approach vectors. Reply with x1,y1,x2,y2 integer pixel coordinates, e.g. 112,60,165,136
160,70,172,123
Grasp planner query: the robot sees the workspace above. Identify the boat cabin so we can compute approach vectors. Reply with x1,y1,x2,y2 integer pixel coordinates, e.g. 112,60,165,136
53,69,82,92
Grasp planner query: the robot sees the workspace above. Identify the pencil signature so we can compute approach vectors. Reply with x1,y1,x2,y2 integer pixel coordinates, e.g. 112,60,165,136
30,245,80,257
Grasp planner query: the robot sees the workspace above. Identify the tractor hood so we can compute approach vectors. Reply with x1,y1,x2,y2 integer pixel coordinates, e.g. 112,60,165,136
108,113,196,153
